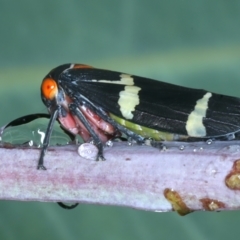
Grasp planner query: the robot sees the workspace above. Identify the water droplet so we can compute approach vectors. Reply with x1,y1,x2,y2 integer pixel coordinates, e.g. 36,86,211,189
179,145,185,150
105,140,113,147
78,143,98,160
206,139,213,145
199,147,204,151
227,133,235,140
161,145,167,151
144,138,152,146
127,137,132,145
127,137,137,146
193,148,197,152
88,139,95,145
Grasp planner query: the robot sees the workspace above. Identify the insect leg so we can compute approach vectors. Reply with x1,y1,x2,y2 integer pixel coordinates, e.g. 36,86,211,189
37,107,60,170
68,103,105,161
57,202,79,209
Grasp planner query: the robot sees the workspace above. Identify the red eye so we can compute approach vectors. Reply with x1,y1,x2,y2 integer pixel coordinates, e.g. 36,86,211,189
41,78,58,100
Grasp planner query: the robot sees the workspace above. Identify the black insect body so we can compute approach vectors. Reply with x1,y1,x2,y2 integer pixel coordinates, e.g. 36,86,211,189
38,63,240,169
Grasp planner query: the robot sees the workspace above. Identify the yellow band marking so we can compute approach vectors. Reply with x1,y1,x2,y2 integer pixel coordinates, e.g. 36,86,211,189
186,92,212,137
93,74,134,85
118,86,141,119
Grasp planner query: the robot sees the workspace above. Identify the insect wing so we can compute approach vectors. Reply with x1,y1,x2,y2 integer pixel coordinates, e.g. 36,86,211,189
60,68,240,138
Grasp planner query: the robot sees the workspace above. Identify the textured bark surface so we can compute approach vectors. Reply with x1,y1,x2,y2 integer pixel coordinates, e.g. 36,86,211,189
0,141,240,215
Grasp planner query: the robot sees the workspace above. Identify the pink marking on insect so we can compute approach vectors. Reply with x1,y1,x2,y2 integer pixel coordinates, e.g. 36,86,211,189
58,104,120,142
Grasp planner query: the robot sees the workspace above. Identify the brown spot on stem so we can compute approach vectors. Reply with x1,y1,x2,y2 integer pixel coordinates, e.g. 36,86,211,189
200,198,225,211
225,159,240,190
164,188,193,216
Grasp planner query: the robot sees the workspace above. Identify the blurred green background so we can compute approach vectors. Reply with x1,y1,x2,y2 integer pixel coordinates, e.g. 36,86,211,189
0,0,240,239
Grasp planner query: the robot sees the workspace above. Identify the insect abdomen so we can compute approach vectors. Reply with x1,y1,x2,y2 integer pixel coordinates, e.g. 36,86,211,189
109,113,188,141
